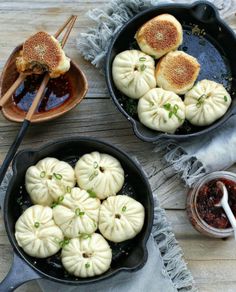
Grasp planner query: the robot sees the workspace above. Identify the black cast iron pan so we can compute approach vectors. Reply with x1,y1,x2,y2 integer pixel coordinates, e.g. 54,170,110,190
106,1,236,142
0,137,153,291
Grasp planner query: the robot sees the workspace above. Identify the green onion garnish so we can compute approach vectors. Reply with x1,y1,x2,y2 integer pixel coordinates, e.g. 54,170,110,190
66,186,71,193
59,238,70,248
163,103,171,110
40,171,46,178
122,206,127,212
75,208,81,216
85,263,90,268
89,171,98,181
139,57,146,62
140,64,146,71
224,95,228,102
53,173,62,180
87,189,97,198
93,161,98,169
79,233,91,239
34,222,40,228
58,195,64,202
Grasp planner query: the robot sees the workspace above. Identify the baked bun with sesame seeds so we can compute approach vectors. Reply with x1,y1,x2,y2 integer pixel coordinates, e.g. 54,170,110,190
135,14,183,59
16,31,70,78
155,51,200,95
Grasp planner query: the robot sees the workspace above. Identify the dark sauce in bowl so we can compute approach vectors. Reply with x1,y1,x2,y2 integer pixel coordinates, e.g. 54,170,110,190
13,74,72,113
196,178,236,229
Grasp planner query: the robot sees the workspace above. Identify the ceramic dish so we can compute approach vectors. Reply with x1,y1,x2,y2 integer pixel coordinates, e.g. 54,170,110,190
0,44,88,123
106,1,236,141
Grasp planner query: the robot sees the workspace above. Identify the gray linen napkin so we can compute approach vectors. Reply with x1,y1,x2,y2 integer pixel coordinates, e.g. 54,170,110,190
154,115,236,186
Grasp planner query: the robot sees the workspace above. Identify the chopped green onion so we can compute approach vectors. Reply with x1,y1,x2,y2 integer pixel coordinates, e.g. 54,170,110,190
89,171,98,181
40,171,46,178
85,263,90,268
93,161,99,169
79,233,91,239
66,186,71,193
224,95,228,102
139,57,146,62
122,206,127,212
168,112,173,118
53,173,62,180
93,221,97,228
196,94,206,107
173,104,179,113
51,202,58,208
87,189,97,198
59,238,70,248
34,222,40,228
58,195,64,202
163,103,171,110
140,64,146,71
75,208,81,216
79,211,85,216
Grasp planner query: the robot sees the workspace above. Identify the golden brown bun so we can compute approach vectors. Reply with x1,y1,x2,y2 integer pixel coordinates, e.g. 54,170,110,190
16,31,70,78
155,51,200,95
135,14,183,59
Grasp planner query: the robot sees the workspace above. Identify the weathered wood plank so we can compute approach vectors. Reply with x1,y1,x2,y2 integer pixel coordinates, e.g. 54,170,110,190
0,1,235,291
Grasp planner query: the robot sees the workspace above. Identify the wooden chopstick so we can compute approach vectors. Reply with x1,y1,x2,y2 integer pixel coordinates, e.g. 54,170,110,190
25,15,77,121
0,15,76,110
0,73,25,108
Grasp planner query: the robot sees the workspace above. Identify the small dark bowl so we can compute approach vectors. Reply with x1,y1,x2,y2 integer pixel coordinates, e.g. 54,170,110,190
2,137,153,289
106,1,236,141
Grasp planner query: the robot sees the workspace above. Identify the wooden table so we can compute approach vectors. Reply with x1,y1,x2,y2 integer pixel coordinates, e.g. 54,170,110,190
0,1,236,291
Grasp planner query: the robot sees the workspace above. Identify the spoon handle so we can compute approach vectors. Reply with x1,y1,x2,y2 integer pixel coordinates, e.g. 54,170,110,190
221,200,236,240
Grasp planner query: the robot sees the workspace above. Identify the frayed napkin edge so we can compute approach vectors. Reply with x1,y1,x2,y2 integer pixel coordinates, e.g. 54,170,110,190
154,140,206,187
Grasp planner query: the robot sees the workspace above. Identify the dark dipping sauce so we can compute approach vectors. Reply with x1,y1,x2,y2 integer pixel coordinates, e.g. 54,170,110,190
197,179,236,229
13,74,72,112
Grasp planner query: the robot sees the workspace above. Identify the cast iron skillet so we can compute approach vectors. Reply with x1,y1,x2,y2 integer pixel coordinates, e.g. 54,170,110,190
0,137,153,291
106,1,236,142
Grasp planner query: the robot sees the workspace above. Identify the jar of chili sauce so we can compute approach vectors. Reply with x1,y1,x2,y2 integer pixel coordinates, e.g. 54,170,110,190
187,171,236,238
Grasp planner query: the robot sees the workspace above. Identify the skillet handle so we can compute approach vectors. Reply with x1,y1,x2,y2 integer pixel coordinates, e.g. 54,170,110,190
191,1,219,22
0,253,41,292
131,119,166,142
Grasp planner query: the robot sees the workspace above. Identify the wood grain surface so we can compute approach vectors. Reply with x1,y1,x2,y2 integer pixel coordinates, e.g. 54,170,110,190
0,1,235,291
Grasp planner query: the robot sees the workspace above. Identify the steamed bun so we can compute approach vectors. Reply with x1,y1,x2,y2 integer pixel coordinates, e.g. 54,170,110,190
61,233,112,277
15,205,64,258
135,14,183,59
184,79,231,126
99,195,145,243
75,152,124,200
138,88,185,133
112,50,156,99
25,157,76,206
53,187,100,238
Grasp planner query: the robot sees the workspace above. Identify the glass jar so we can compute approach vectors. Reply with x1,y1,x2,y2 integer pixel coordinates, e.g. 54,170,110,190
186,171,236,238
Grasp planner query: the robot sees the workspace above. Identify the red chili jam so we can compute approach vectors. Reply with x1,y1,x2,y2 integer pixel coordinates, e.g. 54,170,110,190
13,74,72,113
196,178,236,229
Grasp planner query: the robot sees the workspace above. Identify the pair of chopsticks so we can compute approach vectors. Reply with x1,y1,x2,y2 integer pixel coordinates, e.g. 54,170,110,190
0,15,77,186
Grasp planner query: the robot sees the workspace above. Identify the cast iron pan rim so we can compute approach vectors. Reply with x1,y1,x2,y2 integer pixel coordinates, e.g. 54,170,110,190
4,136,154,285
105,0,236,142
